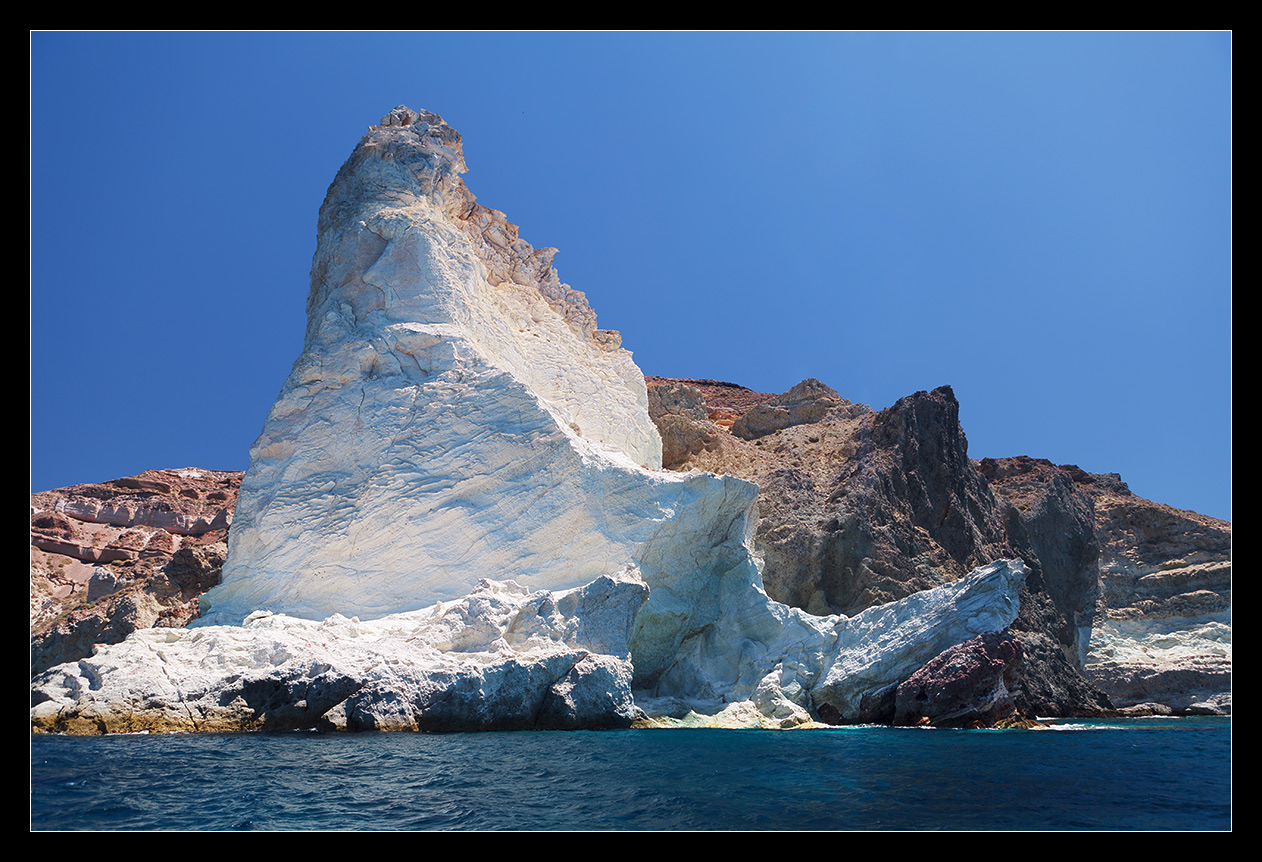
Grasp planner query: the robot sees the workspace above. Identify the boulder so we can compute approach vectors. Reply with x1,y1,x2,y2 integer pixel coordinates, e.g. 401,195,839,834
893,631,1022,727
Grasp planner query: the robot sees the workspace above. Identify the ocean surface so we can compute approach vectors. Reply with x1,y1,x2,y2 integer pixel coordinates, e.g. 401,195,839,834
31,717,1230,831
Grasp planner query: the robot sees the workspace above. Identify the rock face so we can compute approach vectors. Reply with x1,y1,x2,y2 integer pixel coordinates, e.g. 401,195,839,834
33,559,1028,733
30,469,240,675
33,573,647,734
1078,473,1231,713
982,457,1230,714
202,104,678,625
892,631,1023,727
32,107,1032,734
731,378,867,441
648,377,1230,716
647,379,1113,717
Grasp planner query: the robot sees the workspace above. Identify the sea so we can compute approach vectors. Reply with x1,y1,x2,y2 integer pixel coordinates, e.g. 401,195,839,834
31,716,1230,831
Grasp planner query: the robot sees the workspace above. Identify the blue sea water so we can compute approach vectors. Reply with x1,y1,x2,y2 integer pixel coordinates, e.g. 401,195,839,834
31,717,1230,830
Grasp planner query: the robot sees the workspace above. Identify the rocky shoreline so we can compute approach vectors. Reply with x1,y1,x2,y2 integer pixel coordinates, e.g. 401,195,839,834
30,107,1229,732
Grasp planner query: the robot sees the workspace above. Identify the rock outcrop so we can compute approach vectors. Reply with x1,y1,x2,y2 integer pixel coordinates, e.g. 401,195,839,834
891,631,1023,727
30,469,240,675
1078,472,1231,713
982,457,1230,714
647,377,1230,716
647,378,1115,717
33,573,647,734
731,378,867,441
31,107,1031,733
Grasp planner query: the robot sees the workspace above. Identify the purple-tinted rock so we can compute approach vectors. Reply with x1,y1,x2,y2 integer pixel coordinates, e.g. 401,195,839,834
893,631,1022,727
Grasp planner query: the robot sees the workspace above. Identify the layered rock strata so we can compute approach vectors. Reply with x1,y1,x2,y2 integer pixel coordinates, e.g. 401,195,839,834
982,457,1230,713
31,107,1032,733
1080,472,1231,713
30,469,240,675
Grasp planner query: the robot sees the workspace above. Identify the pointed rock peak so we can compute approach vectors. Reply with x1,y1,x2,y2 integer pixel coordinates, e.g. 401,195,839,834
319,106,468,226
368,104,458,148
781,378,840,403
379,105,422,127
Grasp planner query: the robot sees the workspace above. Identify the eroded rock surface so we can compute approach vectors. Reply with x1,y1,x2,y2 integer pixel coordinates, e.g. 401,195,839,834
33,574,647,734
647,375,1231,716
1079,475,1231,713
30,469,240,675
32,107,1032,733
647,379,1114,717
33,560,1028,733
892,631,1023,727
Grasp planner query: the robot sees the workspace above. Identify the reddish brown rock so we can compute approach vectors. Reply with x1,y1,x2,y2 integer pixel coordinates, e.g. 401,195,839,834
731,378,868,441
30,469,241,675
893,631,1023,727
646,381,723,469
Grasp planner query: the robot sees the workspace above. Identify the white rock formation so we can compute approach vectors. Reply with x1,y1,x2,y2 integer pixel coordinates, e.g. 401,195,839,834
1087,614,1232,713
33,107,1029,732
33,573,648,733
33,560,1026,731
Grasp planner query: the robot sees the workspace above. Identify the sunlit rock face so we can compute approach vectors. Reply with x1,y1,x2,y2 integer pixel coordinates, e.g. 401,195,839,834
32,107,1030,733
199,106,791,691
205,106,683,618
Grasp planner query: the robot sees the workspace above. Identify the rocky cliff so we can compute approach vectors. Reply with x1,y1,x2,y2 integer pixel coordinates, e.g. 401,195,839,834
648,378,1229,716
32,107,1031,734
31,107,1227,730
30,469,240,675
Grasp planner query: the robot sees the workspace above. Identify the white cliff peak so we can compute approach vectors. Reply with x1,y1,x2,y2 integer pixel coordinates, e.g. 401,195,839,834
33,107,1027,732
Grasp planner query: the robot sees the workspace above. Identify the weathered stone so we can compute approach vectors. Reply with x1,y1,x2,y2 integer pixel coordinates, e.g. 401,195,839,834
30,470,237,676
32,575,647,734
731,377,867,440
645,383,1125,718
1075,469,1230,711
893,630,1022,727
33,108,1031,734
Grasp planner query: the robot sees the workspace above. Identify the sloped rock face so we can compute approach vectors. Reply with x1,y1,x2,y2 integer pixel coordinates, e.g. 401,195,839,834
648,382,1014,615
980,457,1230,714
647,374,1229,716
820,386,1010,613
979,457,1100,666
33,107,1032,733
30,469,240,675
977,456,1113,716
647,381,1114,717
204,105,687,626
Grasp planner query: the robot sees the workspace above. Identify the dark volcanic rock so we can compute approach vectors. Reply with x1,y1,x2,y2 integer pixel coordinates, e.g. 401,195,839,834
978,456,1112,716
818,386,1009,614
893,631,1022,727
646,378,1118,717
980,456,1101,666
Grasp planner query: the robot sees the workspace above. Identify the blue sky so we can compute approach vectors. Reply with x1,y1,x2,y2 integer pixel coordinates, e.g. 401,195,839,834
30,32,1231,520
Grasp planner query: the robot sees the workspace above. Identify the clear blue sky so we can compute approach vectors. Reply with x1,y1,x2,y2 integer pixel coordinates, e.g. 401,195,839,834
30,32,1231,520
